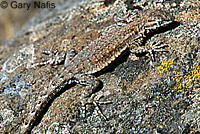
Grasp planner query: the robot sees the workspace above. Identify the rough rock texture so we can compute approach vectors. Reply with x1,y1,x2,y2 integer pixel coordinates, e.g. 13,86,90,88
0,0,199,133
0,0,71,44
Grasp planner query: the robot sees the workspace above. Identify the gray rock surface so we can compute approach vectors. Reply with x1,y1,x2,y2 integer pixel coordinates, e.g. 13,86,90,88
0,0,199,133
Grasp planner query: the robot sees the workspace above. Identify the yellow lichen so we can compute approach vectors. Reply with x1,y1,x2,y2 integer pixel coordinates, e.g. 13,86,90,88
157,59,200,91
157,59,174,73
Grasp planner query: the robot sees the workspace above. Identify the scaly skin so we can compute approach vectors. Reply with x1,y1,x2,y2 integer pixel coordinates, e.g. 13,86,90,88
24,9,174,133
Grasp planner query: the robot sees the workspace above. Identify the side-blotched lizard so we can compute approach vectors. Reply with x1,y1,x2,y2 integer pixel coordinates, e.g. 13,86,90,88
25,9,174,133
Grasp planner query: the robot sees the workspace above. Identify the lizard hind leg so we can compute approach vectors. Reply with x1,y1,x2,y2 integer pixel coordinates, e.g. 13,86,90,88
81,94,112,120
73,73,110,120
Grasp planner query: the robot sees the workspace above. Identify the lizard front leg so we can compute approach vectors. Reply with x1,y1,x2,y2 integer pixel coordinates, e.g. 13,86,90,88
129,41,169,61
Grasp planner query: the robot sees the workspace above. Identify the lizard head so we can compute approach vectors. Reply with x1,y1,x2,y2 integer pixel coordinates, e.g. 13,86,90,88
142,10,175,35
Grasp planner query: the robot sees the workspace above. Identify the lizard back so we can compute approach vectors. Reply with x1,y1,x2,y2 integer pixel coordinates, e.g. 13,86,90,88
50,9,174,88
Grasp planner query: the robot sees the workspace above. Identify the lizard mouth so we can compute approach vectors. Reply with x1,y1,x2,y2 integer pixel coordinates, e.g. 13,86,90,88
144,21,179,37
146,20,174,29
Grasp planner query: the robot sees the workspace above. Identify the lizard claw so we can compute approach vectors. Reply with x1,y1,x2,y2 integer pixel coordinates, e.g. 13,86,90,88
132,41,169,61
147,41,169,61
81,94,112,120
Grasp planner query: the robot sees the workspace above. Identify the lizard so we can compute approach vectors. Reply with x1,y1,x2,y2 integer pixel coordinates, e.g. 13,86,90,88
24,9,175,133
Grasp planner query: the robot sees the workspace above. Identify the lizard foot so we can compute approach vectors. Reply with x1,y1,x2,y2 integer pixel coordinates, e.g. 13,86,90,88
131,41,169,61
31,49,66,67
32,47,76,67
81,94,112,120
72,73,112,120
147,41,169,61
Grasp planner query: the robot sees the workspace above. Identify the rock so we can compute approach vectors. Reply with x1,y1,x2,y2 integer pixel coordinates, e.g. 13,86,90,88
0,0,199,133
